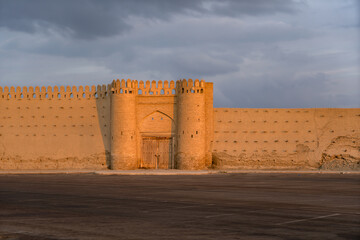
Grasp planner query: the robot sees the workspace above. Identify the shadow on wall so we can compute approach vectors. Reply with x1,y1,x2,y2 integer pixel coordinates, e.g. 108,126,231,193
0,84,113,170
95,87,112,169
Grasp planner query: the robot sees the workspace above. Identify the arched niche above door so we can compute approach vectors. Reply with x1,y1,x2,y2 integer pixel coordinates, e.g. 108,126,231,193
140,111,175,137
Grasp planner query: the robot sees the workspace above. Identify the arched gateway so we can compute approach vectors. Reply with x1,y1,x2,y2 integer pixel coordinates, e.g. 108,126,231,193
110,79,214,170
140,111,175,169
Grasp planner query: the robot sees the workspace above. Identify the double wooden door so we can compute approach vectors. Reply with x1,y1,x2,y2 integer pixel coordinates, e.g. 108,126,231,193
141,137,173,169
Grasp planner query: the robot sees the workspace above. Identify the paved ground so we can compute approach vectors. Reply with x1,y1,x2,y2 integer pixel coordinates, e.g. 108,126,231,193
0,173,359,240
1,169,359,175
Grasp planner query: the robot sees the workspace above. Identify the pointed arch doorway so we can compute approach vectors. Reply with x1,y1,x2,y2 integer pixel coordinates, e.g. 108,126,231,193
140,111,175,169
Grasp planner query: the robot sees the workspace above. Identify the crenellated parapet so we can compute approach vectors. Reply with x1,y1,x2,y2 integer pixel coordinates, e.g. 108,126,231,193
0,79,207,100
176,79,206,94
138,80,176,95
111,79,136,95
0,84,112,100
111,79,177,96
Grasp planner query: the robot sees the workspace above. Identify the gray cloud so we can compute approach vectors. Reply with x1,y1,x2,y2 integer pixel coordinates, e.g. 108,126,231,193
0,0,302,39
213,71,359,108
207,0,302,16
0,0,358,108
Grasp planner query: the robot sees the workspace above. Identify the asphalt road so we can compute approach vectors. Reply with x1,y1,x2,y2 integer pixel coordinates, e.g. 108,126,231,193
0,173,359,240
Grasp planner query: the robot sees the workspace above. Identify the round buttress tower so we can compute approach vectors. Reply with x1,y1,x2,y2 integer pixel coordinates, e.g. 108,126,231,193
176,79,206,169
110,79,137,169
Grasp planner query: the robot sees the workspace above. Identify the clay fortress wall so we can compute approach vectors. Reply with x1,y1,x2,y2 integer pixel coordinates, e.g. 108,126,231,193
213,108,359,170
0,79,359,170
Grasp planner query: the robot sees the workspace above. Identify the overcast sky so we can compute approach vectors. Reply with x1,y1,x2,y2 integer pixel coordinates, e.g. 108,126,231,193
0,0,359,108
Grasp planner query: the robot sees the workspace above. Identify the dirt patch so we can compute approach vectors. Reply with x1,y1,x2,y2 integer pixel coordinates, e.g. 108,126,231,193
320,154,359,171
319,134,360,171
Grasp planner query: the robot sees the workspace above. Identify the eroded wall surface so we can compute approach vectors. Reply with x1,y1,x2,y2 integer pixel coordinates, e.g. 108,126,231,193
1,81,358,171
213,108,360,170
0,86,111,169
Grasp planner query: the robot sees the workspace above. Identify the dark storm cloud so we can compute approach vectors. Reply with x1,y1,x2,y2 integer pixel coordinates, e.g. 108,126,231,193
0,0,358,108
2,16,311,61
0,0,301,39
0,0,130,39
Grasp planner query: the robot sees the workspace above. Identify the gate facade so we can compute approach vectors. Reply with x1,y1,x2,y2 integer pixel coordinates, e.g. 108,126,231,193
141,137,173,169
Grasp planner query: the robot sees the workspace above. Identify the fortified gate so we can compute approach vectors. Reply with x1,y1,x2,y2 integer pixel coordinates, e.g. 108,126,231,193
0,79,214,170
110,79,214,170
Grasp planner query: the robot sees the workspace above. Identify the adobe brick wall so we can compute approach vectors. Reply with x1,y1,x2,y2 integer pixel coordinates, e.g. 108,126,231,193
0,85,111,170
213,108,360,170
1,81,359,170
0,79,212,170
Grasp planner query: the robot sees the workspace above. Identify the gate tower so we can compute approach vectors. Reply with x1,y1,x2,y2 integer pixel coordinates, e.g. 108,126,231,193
176,79,207,169
110,79,137,169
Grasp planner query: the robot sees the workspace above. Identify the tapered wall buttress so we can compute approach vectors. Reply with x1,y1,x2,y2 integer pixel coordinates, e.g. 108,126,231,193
110,80,137,169
176,79,206,169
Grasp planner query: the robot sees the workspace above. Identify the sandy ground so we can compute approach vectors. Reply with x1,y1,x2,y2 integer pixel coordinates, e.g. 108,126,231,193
0,169,359,175
0,173,359,239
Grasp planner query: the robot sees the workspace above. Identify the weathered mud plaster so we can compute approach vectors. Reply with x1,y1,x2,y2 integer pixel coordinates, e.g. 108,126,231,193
212,108,360,170
0,81,359,170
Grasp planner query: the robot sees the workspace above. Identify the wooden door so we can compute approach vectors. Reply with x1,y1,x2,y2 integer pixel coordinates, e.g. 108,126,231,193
141,137,172,169
141,138,158,169
158,138,172,169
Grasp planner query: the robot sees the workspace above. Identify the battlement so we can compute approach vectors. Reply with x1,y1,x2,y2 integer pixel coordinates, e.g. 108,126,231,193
111,78,205,96
111,79,176,95
176,79,206,94
0,79,207,100
0,84,111,100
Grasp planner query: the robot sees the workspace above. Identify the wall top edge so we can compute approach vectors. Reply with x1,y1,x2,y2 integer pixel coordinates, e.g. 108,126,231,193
0,84,110,94
111,79,207,90
0,79,210,93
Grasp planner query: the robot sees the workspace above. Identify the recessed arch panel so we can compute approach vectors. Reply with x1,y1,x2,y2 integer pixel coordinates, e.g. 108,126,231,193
140,110,175,137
